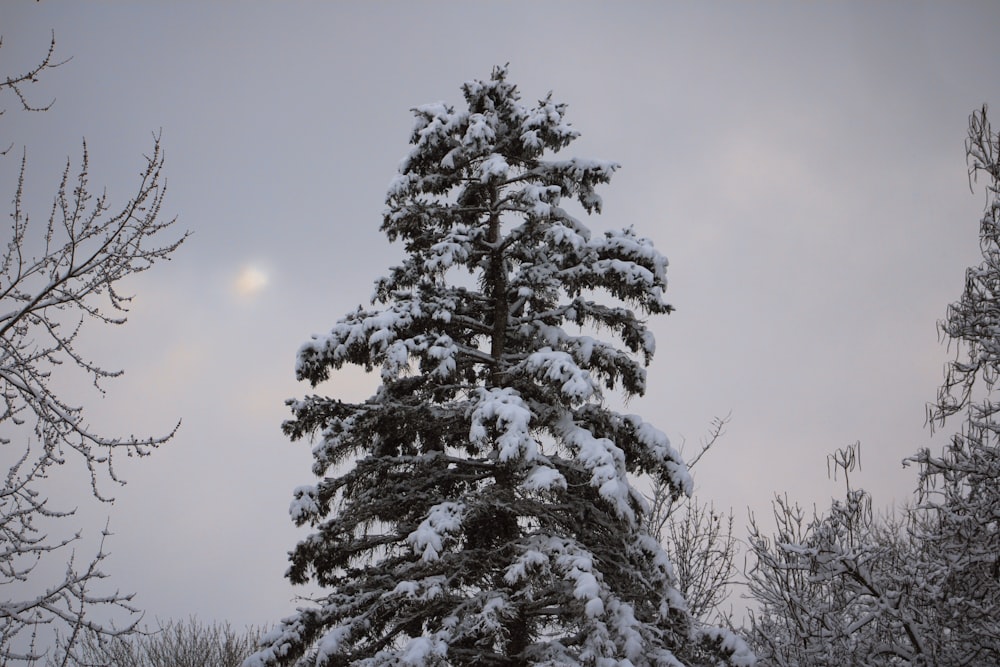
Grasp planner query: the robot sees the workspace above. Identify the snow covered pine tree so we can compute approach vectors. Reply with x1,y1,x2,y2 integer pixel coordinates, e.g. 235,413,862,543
246,67,753,667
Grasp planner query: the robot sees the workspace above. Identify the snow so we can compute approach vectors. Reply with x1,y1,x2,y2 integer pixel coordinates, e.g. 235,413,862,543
382,339,410,380
389,576,446,601
545,220,589,251
634,532,677,585
315,625,355,664
601,227,668,277
296,298,424,379
477,153,509,182
596,258,655,287
545,158,617,181
406,501,465,562
288,485,319,524
424,236,471,272
427,334,457,379
476,596,508,635
469,387,539,462
696,627,757,667
521,97,579,149
522,348,601,403
516,184,565,218
399,635,448,665
559,415,634,520
520,128,541,150
621,413,693,497
503,547,549,585
606,599,644,663
584,597,605,618
463,112,496,151
391,581,419,597
521,464,567,492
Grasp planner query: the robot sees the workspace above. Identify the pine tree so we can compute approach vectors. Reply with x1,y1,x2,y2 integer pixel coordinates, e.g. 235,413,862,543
909,104,1000,664
246,68,753,667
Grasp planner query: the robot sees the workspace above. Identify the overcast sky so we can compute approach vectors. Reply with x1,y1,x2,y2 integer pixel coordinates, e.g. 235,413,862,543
3,1,1000,632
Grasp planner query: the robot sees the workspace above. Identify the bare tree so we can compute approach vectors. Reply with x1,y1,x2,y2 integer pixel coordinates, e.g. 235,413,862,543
907,103,1000,665
1,32,186,664
743,107,1000,666
745,444,928,666
644,415,739,626
72,617,263,667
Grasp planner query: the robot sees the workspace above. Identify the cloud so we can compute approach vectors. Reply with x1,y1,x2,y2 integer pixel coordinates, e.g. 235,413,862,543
233,265,269,299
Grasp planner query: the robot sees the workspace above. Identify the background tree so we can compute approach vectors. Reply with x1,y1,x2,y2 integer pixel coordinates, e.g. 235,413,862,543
741,106,1000,667
246,67,753,666
643,415,738,628
745,444,928,666
0,32,185,664
908,103,1000,665
74,617,263,667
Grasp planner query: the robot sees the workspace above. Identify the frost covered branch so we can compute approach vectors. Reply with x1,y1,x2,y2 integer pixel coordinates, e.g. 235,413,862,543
740,106,1000,666
746,444,930,666
0,30,185,663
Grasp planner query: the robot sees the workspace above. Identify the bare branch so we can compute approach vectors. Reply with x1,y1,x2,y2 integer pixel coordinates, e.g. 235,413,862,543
1,104,185,665
642,415,738,627
0,30,69,116
0,30,70,158
71,617,265,667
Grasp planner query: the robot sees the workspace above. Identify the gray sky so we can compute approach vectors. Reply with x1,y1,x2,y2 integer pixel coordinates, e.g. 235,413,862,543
3,2,999,630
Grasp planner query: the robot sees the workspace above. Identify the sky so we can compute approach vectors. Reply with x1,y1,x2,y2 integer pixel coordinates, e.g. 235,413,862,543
3,1,1000,633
